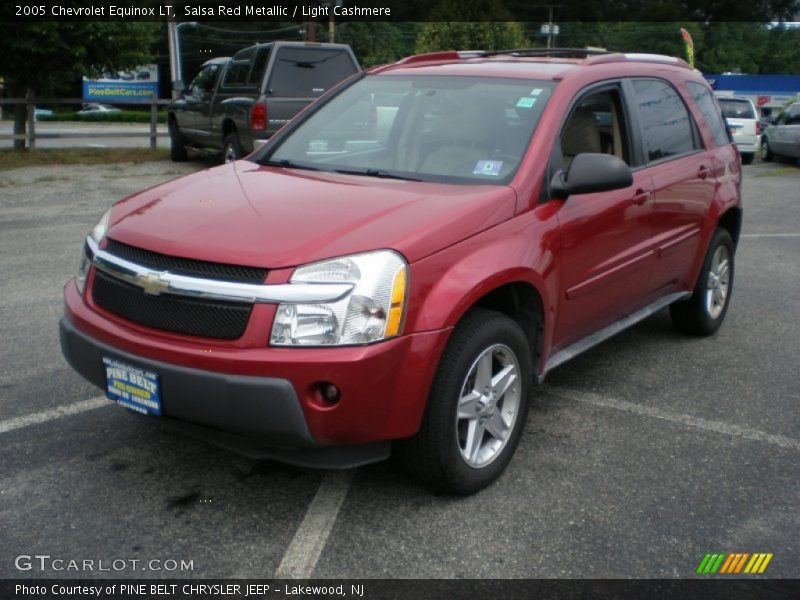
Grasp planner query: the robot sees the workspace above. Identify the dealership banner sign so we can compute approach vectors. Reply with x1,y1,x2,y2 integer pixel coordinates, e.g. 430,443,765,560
82,65,159,103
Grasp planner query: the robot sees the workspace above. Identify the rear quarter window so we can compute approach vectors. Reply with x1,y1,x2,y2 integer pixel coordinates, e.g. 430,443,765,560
267,48,358,97
221,60,252,89
687,82,730,147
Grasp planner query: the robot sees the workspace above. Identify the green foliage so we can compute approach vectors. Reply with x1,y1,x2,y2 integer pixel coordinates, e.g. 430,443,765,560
416,22,528,53
415,0,528,53
0,22,160,96
38,111,167,124
336,22,419,68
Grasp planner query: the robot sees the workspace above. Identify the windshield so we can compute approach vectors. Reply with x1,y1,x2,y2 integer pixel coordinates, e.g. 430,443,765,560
718,99,755,119
259,75,554,184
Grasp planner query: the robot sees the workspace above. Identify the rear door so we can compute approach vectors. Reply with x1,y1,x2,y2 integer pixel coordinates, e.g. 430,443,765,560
263,46,360,136
553,83,656,348
628,78,716,295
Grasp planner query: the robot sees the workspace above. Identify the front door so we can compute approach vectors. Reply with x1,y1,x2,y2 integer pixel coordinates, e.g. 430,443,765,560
553,85,655,349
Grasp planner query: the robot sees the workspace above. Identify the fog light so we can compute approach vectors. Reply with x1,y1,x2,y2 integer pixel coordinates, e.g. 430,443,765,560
320,382,341,405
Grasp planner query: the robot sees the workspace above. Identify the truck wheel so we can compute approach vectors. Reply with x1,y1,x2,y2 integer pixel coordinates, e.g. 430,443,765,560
760,137,773,162
398,308,532,495
169,120,188,162
741,153,754,165
670,228,734,337
223,132,244,163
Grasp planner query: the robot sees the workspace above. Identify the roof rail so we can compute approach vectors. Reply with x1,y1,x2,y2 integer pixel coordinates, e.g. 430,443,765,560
585,53,691,69
394,51,462,65
481,48,612,59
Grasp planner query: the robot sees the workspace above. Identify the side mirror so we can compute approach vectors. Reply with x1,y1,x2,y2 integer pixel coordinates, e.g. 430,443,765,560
551,153,633,199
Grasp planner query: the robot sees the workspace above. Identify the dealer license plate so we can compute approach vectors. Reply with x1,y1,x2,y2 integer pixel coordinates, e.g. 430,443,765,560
103,357,162,415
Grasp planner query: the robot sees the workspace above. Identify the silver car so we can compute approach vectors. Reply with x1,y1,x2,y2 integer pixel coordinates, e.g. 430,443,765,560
761,101,800,162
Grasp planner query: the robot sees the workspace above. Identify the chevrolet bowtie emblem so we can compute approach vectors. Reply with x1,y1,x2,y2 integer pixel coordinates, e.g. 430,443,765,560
137,272,169,296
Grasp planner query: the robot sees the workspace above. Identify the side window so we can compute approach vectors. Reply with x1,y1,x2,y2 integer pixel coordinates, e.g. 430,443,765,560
188,65,220,96
632,79,698,162
560,88,631,169
221,60,251,89
786,105,800,125
248,47,270,87
687,82,729,147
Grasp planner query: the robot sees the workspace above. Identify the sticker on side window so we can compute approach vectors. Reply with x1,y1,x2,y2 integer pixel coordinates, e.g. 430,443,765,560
473,160,503,176
530,88,543,96
516,97,537,109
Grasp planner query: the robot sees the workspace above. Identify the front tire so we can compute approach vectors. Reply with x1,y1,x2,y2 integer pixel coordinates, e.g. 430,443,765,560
760,137,773,162
670,228,734,336
398,309,532,495
223,132,244,163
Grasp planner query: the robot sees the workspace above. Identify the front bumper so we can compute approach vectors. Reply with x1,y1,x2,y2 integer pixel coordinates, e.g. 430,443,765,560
61,318,392,468
61,280,450,461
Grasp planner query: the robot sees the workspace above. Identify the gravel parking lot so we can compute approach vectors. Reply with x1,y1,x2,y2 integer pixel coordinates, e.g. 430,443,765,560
0,157,798,579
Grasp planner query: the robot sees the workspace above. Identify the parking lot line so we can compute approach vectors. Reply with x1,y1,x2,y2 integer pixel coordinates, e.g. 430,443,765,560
0,396,109,434
543,387,800,450
274,470,355,579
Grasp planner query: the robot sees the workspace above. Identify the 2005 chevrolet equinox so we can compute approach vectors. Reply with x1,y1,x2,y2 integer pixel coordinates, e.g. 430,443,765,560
61,49,742,495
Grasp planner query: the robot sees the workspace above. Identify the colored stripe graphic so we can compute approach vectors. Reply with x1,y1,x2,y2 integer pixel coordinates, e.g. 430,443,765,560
719,554,736,574
697,554,712,574
699,553,773,575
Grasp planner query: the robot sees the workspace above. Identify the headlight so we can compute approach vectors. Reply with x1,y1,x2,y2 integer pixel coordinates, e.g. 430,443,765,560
76,208,111,294
270,250,408,346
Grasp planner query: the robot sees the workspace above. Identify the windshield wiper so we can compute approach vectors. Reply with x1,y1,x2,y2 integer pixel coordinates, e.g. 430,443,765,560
332,168,423,182
259,158,322,172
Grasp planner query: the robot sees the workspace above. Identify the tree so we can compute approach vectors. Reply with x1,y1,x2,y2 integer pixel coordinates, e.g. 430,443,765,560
415,0,529,53
0,22,158,149
336,22,419,68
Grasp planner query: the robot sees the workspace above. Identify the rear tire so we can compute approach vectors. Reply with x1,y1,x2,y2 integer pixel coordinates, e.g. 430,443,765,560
169,120,188,162
741,152,754,165
670,228,734,337
223,132,244,163
760,137,773,162
397,308,532,495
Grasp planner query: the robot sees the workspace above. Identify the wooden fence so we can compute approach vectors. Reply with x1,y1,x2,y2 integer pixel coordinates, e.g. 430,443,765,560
0,94,170,149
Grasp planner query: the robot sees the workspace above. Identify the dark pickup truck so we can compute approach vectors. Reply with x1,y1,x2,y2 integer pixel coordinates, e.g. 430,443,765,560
168,42,360,162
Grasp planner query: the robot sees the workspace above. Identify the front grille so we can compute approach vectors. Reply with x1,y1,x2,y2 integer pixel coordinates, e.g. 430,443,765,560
92,271,252,340
105,239,267,284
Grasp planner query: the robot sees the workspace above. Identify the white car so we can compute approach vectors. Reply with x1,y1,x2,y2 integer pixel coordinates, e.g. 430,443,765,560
77,104,122,115
717,96,758,164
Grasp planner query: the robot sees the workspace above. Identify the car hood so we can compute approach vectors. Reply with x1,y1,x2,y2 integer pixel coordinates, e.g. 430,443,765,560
105,161,516,269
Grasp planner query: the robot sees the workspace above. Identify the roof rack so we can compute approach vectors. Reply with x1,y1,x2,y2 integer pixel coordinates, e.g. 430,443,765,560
386,48,690,71
478,48,612,58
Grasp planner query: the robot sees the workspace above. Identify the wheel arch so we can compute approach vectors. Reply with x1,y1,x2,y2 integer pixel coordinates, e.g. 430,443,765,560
718,205,743,248
221,118,237,138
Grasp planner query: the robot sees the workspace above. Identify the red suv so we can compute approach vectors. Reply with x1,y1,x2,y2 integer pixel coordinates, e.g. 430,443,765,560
61,49,742,495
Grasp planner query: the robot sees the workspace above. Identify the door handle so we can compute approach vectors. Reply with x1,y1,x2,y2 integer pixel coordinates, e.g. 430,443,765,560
698,165,711,180
632,189,651,206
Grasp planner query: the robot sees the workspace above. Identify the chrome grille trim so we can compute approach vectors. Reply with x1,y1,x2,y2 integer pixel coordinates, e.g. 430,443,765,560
86,237,353,305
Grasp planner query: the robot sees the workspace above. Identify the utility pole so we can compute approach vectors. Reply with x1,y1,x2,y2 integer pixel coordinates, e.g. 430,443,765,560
546,4,554,48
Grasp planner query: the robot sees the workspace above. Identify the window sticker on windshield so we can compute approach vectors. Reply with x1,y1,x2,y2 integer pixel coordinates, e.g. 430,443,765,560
530,88,543,96
473,160,503,176
516,97,537,109
308,139,328,152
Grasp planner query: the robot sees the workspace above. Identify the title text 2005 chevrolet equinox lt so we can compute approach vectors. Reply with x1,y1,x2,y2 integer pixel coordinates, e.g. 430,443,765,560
61,49,742,495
